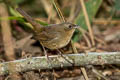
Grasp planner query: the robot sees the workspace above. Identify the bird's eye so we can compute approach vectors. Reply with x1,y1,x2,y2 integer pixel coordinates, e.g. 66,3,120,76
69,25,72,28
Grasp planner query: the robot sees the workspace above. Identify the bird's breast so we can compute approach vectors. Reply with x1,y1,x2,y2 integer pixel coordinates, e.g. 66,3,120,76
40,29,75,50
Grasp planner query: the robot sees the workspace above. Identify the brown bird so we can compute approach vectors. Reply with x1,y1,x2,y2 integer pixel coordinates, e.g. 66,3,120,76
16,8,79,50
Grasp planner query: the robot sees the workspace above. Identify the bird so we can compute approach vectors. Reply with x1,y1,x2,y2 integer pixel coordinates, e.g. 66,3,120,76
16,8,79,50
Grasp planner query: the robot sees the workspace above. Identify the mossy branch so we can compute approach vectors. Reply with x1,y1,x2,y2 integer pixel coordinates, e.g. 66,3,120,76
0,52,120,75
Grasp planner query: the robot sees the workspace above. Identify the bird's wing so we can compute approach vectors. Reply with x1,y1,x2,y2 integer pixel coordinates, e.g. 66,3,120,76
35,26,60,41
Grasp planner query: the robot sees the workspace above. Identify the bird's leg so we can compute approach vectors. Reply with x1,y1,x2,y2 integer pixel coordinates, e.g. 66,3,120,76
57,49,74,65
42,45,48,59
40,43,52,68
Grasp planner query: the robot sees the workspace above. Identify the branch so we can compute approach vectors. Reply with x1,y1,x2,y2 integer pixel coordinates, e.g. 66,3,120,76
0,52,120,75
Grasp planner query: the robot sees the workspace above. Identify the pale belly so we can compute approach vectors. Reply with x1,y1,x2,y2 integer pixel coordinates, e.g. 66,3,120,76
40,35,72,50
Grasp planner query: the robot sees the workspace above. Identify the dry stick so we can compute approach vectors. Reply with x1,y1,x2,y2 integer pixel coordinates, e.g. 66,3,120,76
78,28,91,47
51,0,66,22
80,0,95,46
79,27,106,45
52,0,89,80
92,68,110,80
68,0,76,22
0,3,15,61
0,52,120,75
40,0,57,22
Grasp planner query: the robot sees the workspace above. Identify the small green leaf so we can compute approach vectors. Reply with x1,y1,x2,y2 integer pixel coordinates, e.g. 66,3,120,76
9,7,22,17
0,16,25,22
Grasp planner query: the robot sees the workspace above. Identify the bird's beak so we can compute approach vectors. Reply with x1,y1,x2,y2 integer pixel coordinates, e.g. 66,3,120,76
74,25,80,28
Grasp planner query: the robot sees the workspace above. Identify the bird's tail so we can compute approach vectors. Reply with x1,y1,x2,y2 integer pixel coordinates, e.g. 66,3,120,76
16,8,43,30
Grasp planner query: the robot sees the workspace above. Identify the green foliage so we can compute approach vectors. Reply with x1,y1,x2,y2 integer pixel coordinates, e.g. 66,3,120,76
114,0,120,11
75,0,102,29
73,0,102,41
0,16,25,22
8,7,48,29
9,7,21,17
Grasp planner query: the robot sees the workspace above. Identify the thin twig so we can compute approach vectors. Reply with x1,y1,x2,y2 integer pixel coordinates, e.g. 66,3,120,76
78,27,106,45
40,0,57,22
68,0,76,22
92,67,110,80
80,0,95,46
51,0,66,22
78,28,91,47
81,67,89,80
